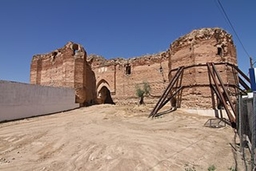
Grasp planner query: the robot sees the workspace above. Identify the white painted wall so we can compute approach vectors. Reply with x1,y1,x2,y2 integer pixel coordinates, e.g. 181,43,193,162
0,80,79,122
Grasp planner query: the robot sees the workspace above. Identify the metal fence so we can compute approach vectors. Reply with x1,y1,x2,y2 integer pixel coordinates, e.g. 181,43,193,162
238,92,256,171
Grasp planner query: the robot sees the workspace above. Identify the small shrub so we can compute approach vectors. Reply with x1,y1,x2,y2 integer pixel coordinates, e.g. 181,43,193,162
135,82,151,105
136,87,144,97
208,165,216,171
228,166,237,171
184,164,196,171
185,167,196,171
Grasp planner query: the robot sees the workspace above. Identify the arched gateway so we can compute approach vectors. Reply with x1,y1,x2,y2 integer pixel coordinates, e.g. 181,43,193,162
96,79,114,104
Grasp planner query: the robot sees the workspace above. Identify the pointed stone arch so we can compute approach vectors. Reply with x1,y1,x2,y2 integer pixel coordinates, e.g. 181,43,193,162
96,79,110,93
96,79,114,104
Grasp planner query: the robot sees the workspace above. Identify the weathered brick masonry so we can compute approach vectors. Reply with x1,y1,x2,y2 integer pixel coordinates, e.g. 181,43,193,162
88,52,169,104
167,28,237,108
30,42,96,106
30,27,238,109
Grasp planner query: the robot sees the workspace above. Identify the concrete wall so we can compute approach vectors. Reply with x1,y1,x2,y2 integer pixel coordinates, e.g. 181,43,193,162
0,80,79,122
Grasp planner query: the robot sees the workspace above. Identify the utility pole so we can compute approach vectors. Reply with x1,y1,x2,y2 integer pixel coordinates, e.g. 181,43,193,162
250,57,253,68
249,56,256,91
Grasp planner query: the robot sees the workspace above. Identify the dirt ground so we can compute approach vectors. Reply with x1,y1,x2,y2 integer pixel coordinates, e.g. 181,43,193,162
0,104,246,171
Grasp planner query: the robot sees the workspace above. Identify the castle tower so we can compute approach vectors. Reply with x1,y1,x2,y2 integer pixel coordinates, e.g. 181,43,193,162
30,42,96,106
168,28,238,109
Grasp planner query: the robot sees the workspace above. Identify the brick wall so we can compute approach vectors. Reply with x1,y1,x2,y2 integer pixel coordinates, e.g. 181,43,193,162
89,53,169,104
30,42,96,106
30,27,239,109
168,28,238,109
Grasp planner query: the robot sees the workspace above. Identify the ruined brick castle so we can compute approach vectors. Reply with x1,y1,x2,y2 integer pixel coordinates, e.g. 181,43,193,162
30,27,238,109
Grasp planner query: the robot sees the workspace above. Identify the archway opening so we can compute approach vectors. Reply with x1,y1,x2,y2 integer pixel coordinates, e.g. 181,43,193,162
125,64,131,75
98,86,115,104
72,43,79,55
217,47,222,56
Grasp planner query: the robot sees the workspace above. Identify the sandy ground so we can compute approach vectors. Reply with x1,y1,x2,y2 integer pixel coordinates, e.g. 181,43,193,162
0,104,246,171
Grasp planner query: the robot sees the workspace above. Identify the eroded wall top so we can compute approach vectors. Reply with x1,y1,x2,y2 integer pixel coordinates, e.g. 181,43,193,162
170,27,233,54
31,41,87,62
88,52,168,68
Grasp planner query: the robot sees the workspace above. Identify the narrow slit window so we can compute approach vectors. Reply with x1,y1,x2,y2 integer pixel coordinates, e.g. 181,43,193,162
72,44,79,56
51,52,58,62
125,64,131,75
217,47,222,56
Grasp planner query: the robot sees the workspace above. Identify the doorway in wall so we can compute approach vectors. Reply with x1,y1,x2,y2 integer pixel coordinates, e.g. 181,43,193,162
98,86,114,104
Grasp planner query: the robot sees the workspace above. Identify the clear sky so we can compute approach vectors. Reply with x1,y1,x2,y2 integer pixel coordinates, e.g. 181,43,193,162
0,0,255,83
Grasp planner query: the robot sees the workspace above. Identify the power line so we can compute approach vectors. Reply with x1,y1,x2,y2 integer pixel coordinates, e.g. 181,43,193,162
216,0,251,58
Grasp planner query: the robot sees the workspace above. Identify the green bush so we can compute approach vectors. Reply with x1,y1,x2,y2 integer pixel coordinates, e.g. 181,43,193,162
208,165,216,171
135,82,151,105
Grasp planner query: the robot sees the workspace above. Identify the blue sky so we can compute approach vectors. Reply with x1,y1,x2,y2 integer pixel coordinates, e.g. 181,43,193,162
0,0,255,83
